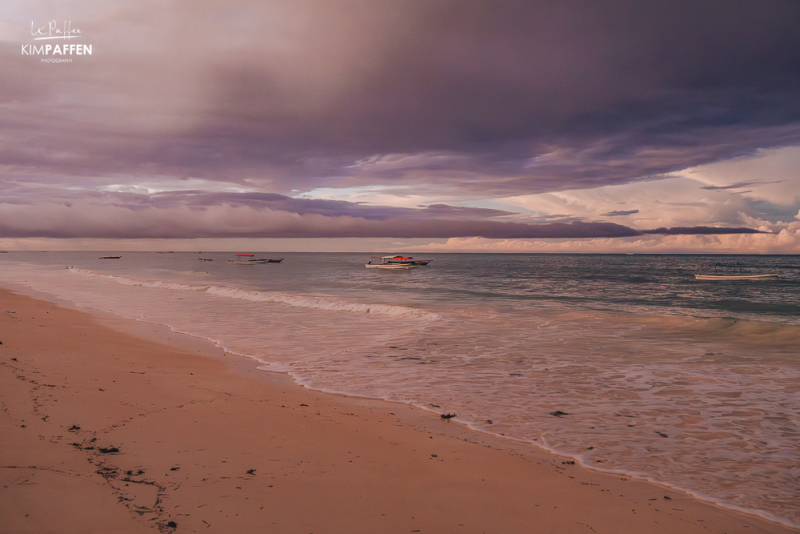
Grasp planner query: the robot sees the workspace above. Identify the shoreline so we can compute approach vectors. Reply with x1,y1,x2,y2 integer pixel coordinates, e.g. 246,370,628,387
1,285,797,533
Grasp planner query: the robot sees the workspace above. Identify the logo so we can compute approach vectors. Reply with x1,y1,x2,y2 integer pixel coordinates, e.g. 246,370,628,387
22,21,93,63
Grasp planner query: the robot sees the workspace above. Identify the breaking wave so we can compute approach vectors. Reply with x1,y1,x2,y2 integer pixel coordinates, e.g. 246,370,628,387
68,268,440,321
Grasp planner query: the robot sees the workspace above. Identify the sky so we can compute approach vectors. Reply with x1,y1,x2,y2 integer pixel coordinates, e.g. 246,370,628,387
1,0,799,253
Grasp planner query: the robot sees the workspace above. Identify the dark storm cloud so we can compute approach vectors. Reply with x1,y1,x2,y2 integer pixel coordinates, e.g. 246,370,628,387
701,180,783,190
191,0,800,193
5,0,800,197
4,1,800,243
643,226,765,236
602,210,639,217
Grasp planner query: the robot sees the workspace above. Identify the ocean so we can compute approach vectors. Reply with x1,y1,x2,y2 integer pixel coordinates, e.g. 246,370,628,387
2,251,799,527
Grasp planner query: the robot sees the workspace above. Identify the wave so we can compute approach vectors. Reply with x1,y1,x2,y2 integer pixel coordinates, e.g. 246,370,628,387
632,313,800,349
67,268,441,321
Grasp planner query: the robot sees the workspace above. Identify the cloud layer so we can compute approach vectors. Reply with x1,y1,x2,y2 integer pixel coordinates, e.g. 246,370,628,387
2,1,799,246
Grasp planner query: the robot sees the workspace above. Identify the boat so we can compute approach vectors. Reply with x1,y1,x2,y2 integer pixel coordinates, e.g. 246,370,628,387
198,258,214,262
227,254,269,265
695,273,778,281
695,262,777,281
99,256,121,259
366,256,419,269
387,255,432,266
267,258,284,263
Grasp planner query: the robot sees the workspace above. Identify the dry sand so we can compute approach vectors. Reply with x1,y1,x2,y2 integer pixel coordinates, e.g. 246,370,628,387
1,286,796,534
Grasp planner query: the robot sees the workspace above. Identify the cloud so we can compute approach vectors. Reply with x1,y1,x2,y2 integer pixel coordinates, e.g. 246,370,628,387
642,226,765,235
0,196,766,240
3,2,799,253
602,209,639,217
700,180,782,190
4,1,800,198
414,230,800,255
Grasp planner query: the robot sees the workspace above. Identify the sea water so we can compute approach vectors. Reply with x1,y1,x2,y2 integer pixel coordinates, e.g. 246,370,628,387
2,251,799,527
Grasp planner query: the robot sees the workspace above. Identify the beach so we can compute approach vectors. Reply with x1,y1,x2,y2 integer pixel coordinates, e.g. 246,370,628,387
1,286,796,533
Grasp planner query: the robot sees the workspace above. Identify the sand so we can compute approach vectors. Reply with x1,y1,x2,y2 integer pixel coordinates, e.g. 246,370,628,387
1,286,796,534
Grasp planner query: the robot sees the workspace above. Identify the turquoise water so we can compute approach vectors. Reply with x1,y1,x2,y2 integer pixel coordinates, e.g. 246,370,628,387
2,251,799,526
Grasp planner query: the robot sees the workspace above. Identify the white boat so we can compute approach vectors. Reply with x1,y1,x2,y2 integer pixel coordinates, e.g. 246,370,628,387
393,256,432,265
695,273,777,281
366,256,418,269
227,254,269,265
695,262,777,281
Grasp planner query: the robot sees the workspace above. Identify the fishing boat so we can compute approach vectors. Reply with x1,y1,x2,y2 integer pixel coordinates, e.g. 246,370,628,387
695,262,777,281
366,256,418,269
407,258,432,266
386,255,433,266
99,256,121,259
267,258,284,263
227,254,269,265
695,273,778,280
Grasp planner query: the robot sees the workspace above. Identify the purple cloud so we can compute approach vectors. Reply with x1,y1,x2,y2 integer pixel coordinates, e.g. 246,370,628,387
602,209,640,217
3,1,799,198
700,180,783,190
2,1,799,247
0,197,766,239
642,226,765,236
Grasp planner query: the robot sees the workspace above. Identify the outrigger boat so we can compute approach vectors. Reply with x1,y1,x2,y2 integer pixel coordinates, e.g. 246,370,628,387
391,256,432,266
365,255,432,269
366,256,418,269
695,262,777,281
227,254,269,265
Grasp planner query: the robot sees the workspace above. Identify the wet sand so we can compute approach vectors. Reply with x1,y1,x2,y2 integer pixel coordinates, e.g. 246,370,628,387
1,286,796,533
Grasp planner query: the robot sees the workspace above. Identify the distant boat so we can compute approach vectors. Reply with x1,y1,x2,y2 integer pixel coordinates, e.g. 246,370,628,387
267,258,284,263
366,256,419,269
99,256,121,259
695,262,777,281
695,273,778,281
198,258,214,262
227,254,269,265
386,255,432,266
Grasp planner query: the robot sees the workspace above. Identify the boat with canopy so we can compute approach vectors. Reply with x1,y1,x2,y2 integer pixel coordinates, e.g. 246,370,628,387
366,256,419,269
227,254,269,265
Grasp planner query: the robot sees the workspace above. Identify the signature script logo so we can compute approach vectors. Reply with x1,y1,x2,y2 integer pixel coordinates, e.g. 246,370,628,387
23,21,91,61
30,20,82,40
